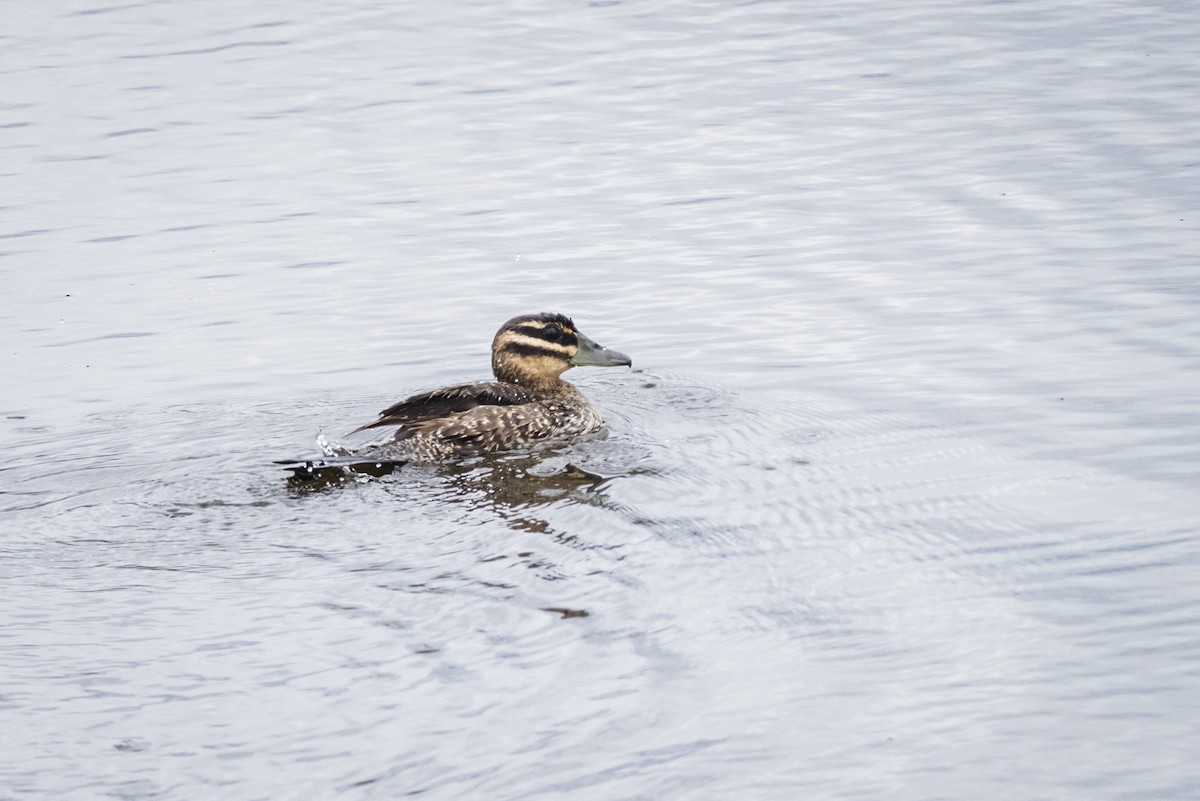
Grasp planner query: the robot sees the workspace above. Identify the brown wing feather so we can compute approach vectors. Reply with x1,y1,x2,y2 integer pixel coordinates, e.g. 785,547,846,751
351,381,535,433
407,403,559,451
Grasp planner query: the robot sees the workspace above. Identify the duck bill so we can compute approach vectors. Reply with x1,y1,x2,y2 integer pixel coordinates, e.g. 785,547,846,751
570,332,632,368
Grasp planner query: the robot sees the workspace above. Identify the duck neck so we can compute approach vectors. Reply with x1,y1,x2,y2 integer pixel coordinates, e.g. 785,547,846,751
493,356,572,393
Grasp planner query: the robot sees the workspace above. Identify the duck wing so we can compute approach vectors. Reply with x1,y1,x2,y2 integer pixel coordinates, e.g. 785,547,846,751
402,402,558,452
351,381,536,433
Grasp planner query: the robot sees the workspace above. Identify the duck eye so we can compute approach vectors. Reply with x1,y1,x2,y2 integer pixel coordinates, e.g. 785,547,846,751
542,325,562,341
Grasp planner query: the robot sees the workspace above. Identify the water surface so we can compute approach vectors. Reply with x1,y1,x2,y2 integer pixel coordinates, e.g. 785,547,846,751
4,1,1200,799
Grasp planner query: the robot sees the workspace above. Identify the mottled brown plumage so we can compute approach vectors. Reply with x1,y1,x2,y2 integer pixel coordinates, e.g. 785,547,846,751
355,312,631,463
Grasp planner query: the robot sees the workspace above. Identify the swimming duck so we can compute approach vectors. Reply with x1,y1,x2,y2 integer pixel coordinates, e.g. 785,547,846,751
346,312,631,464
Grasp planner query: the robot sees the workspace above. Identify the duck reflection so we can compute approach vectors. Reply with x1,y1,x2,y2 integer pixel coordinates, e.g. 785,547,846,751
283,446,628,547
283,448,628,619
435,453,611,528
286,447,610,501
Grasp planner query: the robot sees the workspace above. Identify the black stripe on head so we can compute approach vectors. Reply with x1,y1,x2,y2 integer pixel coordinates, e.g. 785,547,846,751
500,342,572,360
509,324,578,347
500,312,578,347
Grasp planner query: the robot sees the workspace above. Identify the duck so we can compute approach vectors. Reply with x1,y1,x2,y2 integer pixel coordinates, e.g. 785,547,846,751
287,313,631,479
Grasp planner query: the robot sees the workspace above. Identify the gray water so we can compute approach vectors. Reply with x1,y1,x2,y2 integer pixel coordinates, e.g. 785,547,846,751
4,1,1200,799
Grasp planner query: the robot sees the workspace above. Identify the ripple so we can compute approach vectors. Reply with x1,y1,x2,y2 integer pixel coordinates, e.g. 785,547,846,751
5,0,1200,798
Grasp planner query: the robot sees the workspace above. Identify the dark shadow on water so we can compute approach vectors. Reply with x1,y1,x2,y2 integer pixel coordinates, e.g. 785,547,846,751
277,455,407,488
436,455,612,528
277,448,641,613
277,447,632,543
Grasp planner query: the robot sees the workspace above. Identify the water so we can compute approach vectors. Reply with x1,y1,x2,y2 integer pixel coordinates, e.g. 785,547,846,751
4,1,1200,798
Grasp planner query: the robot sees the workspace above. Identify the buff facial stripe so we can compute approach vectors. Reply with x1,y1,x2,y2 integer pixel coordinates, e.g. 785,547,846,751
500,341,571,359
